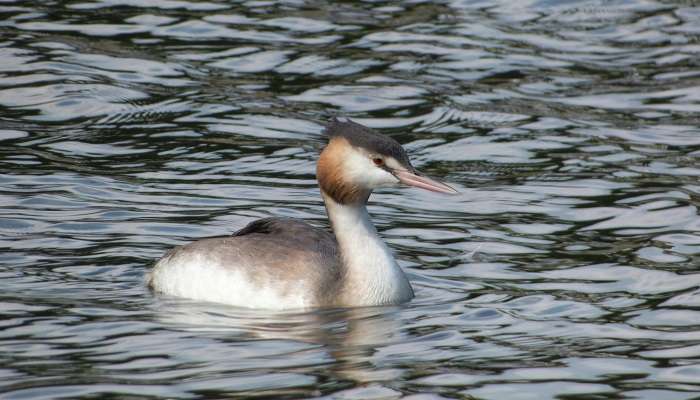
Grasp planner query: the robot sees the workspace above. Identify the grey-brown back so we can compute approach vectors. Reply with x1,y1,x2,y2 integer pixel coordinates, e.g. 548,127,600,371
153,217,343,307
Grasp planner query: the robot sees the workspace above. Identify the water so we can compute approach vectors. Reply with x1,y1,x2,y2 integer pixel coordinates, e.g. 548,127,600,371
1,0,699,398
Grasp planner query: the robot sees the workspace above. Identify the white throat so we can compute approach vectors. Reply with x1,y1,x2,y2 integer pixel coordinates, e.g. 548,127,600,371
322,191,414,306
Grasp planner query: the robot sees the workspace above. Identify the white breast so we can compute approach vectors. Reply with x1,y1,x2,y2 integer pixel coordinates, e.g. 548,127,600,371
324,197,414,306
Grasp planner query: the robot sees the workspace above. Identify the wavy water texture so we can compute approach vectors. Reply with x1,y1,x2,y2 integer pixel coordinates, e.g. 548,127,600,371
1,0,700,399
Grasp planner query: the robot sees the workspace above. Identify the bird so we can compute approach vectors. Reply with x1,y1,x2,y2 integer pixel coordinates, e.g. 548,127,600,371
147,118,457,309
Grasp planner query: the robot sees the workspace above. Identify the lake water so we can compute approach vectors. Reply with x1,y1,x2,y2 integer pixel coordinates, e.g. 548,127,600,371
1,0,700,399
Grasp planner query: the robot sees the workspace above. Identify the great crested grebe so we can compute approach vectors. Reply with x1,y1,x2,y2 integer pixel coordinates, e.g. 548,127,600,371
147,119,457,309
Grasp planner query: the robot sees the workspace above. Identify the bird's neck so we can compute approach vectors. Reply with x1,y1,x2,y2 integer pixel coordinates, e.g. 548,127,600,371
322,191,414,306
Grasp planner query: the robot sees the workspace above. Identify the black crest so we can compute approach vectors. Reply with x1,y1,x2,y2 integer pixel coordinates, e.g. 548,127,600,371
323,118,412,168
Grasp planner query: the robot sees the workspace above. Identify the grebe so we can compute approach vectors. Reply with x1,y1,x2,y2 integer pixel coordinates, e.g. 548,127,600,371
147,119,457,309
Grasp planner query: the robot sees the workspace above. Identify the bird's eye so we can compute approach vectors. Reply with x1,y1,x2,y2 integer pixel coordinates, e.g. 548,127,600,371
373,158,384,166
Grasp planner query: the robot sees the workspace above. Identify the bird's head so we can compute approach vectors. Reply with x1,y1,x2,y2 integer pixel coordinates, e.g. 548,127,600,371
317,119,457,204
